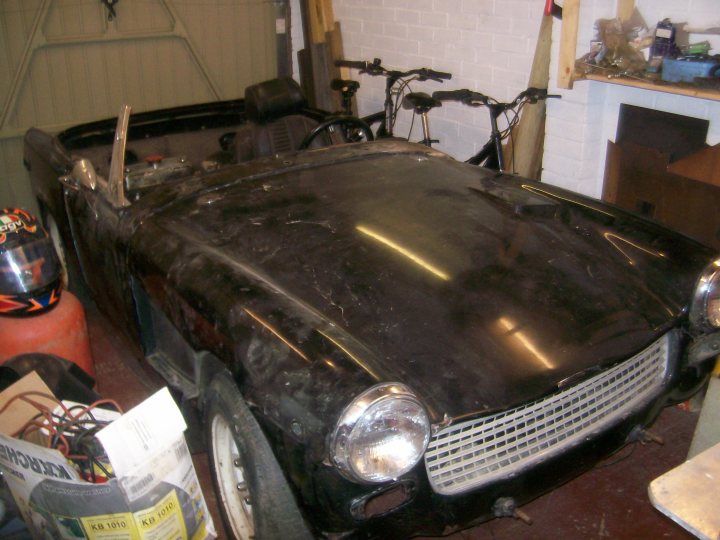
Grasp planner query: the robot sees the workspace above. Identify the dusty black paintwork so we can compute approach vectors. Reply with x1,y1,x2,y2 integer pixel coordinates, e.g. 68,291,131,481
128,145,710,417
24,101,718,538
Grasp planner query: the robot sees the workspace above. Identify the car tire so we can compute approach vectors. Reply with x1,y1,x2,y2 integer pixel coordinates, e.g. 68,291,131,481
205,372,313,540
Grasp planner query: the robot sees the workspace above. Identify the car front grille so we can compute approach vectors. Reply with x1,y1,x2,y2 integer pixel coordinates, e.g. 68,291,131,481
424,333,671,496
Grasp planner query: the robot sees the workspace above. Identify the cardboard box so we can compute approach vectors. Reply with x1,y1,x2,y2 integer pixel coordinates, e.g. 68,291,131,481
603,141,720,250
0,375,216,540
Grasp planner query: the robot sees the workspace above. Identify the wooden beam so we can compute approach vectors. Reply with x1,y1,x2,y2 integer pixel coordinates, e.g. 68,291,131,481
327,22,350,113
307,0,327,44
506,13,553,179
321,0,335,33
557,0,579,89
616,0,635,21
298,48,315,106
310,42,334,111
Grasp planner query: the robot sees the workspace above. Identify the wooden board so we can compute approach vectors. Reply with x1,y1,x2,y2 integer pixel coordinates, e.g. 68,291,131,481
505,12,553,179
298,48,316,107
557,0,579,89
310,42,335,111
300,0,342,111
668,144,720,187
649,442,720,540
306,0,327,44
327,23,352,114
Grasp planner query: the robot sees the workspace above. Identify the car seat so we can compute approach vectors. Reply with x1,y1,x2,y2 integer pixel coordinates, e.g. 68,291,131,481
235,77,328,162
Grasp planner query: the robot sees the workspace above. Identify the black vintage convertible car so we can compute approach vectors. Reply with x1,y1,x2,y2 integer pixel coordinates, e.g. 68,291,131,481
23,77,720,539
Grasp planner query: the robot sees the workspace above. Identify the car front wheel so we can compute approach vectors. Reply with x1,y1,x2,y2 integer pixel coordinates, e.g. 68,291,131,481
205,373,312,540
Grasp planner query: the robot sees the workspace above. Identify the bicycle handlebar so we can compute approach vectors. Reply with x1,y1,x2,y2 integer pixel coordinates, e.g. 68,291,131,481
516,87,561,104
335,59,371,70
335,58,451,83
432,87,560,107
412,67,452,82
432,89,489,104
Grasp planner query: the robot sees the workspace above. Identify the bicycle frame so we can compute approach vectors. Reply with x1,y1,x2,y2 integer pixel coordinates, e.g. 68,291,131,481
380,74,401,137
334,59,451,141
465,104,507,171
431,87,560,174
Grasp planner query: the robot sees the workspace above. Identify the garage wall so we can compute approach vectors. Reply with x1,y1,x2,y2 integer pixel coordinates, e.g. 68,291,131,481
332,0,543,163
330,0,719,199
0,0,278,212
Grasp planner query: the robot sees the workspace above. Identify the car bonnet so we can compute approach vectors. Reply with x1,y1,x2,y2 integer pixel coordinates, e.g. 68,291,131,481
137,143,714,421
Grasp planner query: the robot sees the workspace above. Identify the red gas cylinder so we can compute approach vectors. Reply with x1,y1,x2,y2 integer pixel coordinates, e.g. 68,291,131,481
0,291,95,378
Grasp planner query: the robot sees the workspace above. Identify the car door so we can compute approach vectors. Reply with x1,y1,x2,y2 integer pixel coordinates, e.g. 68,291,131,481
63,185,135,334
61,106,140,341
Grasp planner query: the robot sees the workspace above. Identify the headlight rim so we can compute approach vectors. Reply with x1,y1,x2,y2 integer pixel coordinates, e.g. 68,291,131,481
330,382,430,484
690,259,720,330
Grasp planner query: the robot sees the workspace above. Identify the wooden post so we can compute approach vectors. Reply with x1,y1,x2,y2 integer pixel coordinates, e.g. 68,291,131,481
299,0,349,112
307,0,327,44
616,0,635,22
557,0,580,89
505,12,553,179
321,0,335,33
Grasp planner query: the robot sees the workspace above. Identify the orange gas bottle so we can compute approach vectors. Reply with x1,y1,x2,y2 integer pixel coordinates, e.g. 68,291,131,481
0,291,95,378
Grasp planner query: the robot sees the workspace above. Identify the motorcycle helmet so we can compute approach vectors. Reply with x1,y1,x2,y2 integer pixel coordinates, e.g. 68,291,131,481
0,208,62,316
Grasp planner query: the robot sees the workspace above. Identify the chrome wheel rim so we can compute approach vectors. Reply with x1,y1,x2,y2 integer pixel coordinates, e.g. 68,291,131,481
211,414,255,539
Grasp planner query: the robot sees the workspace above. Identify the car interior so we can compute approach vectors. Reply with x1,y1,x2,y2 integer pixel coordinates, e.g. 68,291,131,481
69,77,330,197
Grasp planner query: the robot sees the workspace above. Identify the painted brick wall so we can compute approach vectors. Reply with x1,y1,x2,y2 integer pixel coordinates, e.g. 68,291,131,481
332,0,544,163
321,0,720,199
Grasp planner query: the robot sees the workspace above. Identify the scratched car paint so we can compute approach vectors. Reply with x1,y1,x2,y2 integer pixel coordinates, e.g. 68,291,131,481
23,83,720,539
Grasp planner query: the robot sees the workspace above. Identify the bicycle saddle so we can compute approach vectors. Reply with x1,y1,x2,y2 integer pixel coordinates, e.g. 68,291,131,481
331,78,360,93
402,92,442,113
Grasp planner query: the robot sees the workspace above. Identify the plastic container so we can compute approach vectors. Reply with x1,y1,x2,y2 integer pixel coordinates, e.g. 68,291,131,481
661,58,719,83
0,291,94,377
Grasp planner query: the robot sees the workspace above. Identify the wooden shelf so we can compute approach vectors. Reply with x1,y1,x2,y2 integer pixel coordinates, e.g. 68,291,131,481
579,73,720,101
556,0,720,102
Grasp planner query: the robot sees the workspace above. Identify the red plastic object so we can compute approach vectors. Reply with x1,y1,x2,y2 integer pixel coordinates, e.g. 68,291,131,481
544,0,562,18
0,291,95,377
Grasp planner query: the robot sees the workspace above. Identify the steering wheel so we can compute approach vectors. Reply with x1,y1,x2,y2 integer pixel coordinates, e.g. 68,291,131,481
299,116,374,150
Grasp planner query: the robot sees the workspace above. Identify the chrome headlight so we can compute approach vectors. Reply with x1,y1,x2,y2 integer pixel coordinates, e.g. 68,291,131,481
691,259,720,329
331,383,430,483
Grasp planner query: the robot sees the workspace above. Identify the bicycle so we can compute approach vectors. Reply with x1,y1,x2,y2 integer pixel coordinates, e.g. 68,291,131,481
429,87,560,173
333,58,452,139
300,59,451,150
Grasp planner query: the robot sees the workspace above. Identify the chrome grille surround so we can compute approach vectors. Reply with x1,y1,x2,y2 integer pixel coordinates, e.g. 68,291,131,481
425,333,671,496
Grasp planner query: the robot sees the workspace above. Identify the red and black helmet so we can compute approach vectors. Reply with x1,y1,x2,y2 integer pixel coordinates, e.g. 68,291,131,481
0,208,62,316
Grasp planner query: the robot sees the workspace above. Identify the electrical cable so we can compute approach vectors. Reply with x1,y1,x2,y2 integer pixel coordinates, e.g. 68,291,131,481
391,76,417,131
2,391,123,482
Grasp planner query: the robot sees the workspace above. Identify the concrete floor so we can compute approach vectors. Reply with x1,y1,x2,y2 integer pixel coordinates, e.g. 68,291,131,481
86,304,697,540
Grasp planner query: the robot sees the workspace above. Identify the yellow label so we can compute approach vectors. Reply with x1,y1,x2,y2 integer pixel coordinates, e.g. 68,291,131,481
132,489,187,540
80,512,140,539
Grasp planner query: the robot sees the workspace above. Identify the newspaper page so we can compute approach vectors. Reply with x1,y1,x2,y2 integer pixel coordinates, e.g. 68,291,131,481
0,382,215,540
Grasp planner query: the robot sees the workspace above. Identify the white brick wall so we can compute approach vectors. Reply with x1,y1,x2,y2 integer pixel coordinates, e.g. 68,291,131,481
332,0,544,161
292,0,720,199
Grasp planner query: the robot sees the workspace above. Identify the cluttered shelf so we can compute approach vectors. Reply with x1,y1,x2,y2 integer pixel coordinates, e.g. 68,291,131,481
557,0,720,99
577,72,720,101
